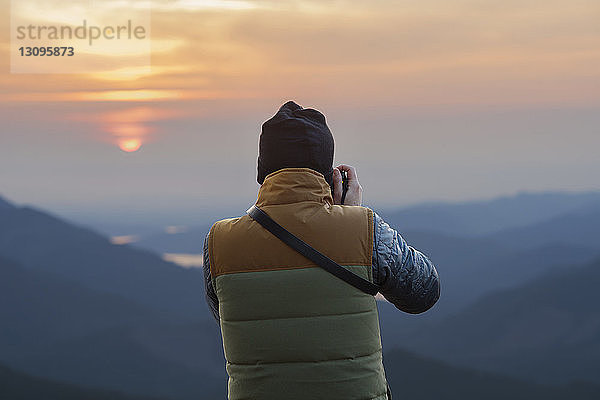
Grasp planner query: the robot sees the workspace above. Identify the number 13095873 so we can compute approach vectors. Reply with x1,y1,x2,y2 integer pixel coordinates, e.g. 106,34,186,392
19,47,74,56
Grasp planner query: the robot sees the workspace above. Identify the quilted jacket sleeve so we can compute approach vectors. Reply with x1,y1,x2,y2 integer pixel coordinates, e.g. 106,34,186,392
203,233,220,323
372,212,440,314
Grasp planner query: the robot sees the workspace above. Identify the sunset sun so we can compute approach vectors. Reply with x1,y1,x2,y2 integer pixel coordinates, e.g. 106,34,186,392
118,138,142,152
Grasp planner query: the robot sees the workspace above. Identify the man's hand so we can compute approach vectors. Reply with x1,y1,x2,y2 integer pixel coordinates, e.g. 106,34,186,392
332,164,363,206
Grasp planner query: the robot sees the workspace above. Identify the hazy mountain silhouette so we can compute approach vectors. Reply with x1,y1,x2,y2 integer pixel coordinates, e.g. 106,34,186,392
129,191,600,316
486,203,600,251
0,201,226,398
0,204,204,319
0,256,225,399
0,195,15,210
378,197,596,316
124,192,600,320
384,349,600,400
3,248,597,399
395,201,600,315
0,255,161,353
3,193,600,398
0,362,163,400
13,324,225,399
387,257,600,385
131,191,600,254
383,229,598,316
379,191,600,237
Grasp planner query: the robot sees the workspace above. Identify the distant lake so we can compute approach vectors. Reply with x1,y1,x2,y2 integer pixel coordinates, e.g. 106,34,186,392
162,253,203,268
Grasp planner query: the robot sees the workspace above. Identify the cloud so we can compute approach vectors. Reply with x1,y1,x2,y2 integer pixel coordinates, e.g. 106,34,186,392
1,0,599,151
151,0,258,11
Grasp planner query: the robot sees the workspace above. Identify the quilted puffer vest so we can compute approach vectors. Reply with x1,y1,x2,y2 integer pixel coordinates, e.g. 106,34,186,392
208,168,388,400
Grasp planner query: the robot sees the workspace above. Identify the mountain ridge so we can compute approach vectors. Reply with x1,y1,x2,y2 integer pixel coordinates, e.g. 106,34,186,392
0,256,225,399
0,204,205,319
0,195,15,209
130,190,600,254
3,191,600,397
389,257,600,385
379,190,600,237
384,348,600,400
0,362,164,400
485,203,600,250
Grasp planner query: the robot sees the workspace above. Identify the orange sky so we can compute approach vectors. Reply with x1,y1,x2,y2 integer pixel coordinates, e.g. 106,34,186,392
1,0,599,216
4,1,599,109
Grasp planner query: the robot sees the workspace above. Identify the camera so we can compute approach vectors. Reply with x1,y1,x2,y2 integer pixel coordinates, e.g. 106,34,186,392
332,169,349,204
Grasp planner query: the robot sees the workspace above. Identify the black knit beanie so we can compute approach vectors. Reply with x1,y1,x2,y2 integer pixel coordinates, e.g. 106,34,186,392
257,101,334,187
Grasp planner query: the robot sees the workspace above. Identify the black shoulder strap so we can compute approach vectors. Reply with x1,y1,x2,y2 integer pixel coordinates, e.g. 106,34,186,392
246,205,379,296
